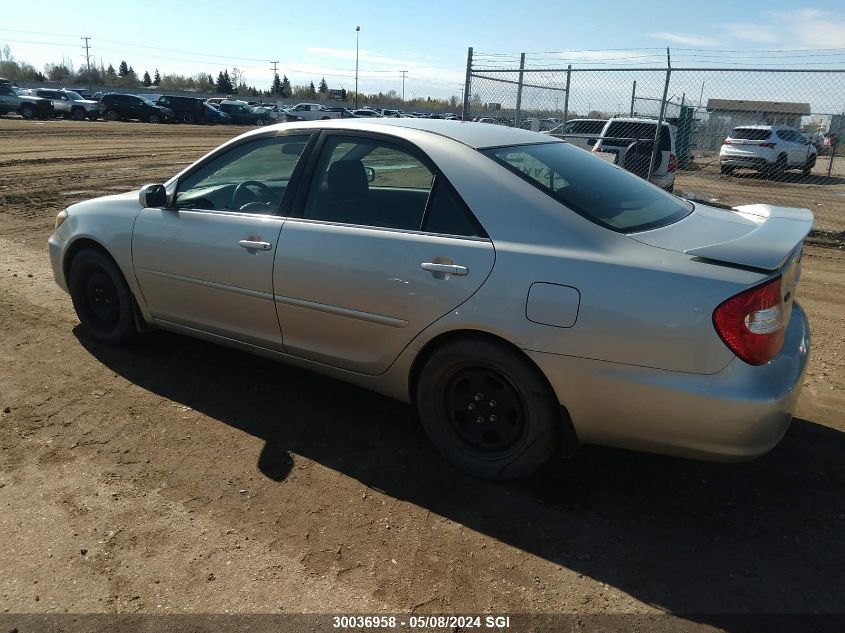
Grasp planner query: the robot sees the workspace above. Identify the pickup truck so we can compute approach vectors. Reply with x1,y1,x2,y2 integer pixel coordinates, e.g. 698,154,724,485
284,103,342,121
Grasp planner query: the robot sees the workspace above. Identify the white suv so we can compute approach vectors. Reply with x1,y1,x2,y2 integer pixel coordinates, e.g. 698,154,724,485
719,125,816,178
591,117,677,191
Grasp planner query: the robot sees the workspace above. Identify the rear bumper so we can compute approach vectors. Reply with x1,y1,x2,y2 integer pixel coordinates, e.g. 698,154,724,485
528,303,810,461
720,156,769,168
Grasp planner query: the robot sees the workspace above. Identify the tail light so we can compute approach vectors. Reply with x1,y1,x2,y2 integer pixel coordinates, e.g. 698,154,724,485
668,154,677,172
760,142,776,149
723,138,733,144
713,276,784,365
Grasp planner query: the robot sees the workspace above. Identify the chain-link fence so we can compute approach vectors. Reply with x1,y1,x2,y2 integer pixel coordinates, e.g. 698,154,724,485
462,49,845,235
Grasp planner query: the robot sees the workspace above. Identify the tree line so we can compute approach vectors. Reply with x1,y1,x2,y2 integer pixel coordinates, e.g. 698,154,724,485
0,44,470,110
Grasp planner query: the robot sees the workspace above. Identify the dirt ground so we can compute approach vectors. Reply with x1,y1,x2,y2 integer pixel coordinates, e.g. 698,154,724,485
1,119,844,630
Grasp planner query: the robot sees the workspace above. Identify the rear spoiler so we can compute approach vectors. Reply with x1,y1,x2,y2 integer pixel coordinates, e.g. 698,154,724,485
684,204,814,271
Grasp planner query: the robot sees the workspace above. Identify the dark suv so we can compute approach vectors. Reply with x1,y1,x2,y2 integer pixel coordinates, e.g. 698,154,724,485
156,95,215,124
99,93,174,123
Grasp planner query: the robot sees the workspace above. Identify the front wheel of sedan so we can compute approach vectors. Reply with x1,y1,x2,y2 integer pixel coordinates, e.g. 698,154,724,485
68,249,137,345
148,114,160,124
416,338,559,480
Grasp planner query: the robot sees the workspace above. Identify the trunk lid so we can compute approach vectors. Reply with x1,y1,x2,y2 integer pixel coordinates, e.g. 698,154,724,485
629,203,813,271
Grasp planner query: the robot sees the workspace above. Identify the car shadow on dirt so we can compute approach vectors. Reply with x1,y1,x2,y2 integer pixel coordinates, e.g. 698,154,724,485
77,328,845,628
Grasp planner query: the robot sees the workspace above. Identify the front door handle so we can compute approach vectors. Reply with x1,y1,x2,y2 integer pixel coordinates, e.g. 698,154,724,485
421,262,468,276
239,240,272,251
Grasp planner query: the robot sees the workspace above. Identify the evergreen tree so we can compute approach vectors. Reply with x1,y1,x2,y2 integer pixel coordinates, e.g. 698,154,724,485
271,73,281,95
280,75,291,98
118,60,129,77
223,69,232,93
318,77,328,93
216,71,226,93
154,68,161,84
308,81,316,98
142,71,152,87
206,73,213,87
105,64,117,85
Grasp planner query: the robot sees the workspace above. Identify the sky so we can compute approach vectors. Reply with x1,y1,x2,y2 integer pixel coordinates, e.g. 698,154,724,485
2,0,845,99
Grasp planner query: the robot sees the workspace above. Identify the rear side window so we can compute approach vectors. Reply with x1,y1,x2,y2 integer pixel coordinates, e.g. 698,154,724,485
483,142,692,233
422,178,486,237
731,128,771,140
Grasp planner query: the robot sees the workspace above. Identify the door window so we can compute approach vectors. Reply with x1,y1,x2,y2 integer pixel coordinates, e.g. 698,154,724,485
175,135,311,213
303,135,434,230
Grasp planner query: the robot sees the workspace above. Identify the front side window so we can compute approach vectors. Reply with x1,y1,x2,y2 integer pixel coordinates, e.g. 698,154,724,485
303,135,434,230
483,142,692,233
175,135,311,213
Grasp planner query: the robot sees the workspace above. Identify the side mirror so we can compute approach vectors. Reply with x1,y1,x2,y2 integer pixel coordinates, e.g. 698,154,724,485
139,183,168,208
365,166,376,183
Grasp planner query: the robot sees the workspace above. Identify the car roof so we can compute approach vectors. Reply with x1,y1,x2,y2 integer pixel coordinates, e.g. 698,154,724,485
261,118,561,149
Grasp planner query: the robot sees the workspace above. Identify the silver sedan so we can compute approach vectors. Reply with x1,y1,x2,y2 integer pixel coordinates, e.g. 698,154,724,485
48,119,811,479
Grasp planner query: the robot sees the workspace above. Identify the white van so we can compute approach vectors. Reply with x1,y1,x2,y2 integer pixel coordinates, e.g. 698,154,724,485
591,117,677,192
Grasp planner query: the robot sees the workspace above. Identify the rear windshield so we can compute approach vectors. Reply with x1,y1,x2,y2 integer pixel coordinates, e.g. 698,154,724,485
482,142,692,233
603,121,671,148
730,128,771,140
563,120,606,134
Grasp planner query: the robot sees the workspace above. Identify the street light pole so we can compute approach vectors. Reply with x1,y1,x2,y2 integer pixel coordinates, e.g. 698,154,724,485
355,26,360,109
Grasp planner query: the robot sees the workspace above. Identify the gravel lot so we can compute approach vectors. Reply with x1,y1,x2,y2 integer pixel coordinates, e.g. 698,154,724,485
1,119,844,630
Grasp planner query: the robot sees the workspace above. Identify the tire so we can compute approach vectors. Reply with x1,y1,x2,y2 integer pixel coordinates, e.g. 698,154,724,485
87,114,99,121
68,249,137,345
104,109,119,122
71,108,86,121
148,113,161,124
766,154,787,179
802,155,816,177
720,163,735,175
20,104,35,120
182,112,194,124
416,338,560,480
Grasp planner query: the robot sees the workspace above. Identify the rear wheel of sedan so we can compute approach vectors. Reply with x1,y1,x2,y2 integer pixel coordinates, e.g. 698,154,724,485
182,112,194,124
104,109,119,121
71,108,86,121
416,338,559,480
68,249,137,345
20,104,35,119
148,113,161,124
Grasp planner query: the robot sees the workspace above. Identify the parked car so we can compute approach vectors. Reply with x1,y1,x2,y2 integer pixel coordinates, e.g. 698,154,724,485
0,84,54,119
157,95,218,124
719,125,817,178
49,119,811,480
544,118,608,150
33,89,101,120
592,117,677,191
216,100,271,125
379,109,401,118
203,102,232,125
351,109,383,118
100,93,174,123
284,103,342,121
324,107,358,118
69,88,95,100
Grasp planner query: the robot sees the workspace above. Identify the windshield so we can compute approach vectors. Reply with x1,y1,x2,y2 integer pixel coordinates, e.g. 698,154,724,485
137,96,156,106
482,142,692,233
64,91,83,101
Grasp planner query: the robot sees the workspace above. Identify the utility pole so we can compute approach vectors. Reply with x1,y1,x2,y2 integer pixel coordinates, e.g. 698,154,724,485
81,36,93,90
400,70,408,103
270,60,279,94
355,26,361,108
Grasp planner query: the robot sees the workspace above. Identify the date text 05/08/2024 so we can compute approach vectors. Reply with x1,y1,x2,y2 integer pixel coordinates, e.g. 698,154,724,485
332,615,511,629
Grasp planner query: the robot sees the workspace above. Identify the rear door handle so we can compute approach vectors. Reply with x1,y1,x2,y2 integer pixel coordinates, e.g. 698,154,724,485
239,240,272,251
421,262,468,276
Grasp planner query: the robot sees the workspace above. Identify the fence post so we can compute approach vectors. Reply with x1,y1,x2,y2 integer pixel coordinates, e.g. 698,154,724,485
630,80,636,116
461,47,473,121
562,64,571,128
648,48,672,182
514,52,526,127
